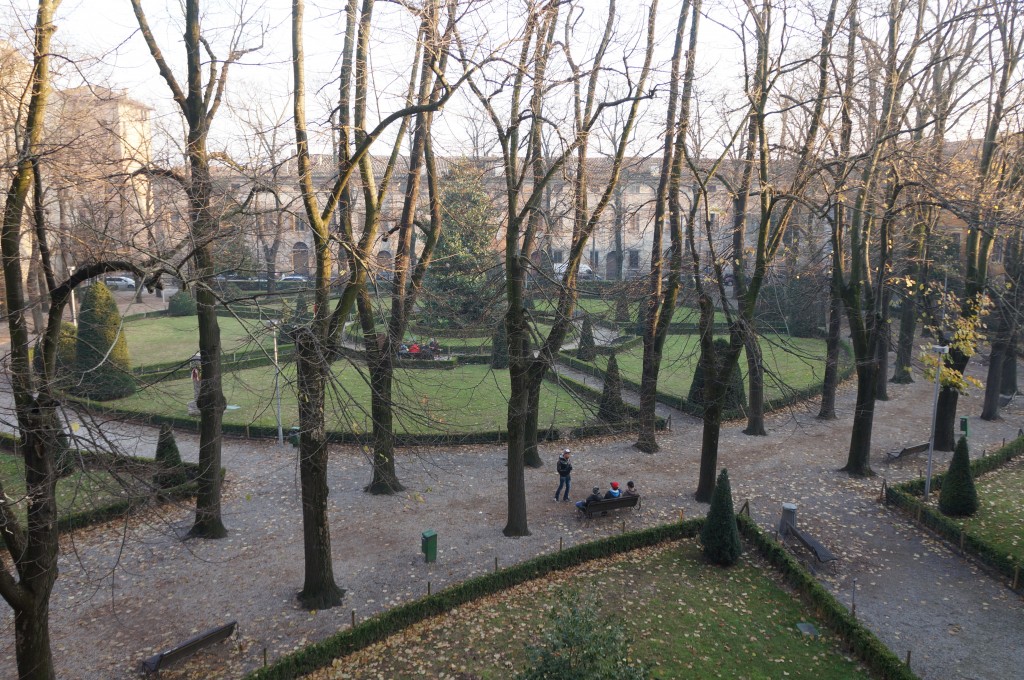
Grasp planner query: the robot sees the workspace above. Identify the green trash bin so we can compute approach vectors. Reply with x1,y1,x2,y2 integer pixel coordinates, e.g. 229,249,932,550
288,427,301,448
959,416,969,438
421,529,437,563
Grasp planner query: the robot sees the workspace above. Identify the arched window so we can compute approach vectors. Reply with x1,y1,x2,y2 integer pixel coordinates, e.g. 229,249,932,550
292,242,310,276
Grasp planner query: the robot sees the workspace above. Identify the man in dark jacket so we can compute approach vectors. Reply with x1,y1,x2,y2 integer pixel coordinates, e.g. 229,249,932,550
554,449,572,501
576,487,603,511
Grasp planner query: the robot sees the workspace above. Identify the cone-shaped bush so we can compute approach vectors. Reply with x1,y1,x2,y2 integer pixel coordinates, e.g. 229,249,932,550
634,302,646,336
939,436,979,517
491,320,509,369
74,282,135,400
577,316,597,361
615,296,630,323
688,338,745,414
599,352,625,425
701,468,742,566
154,423,187,489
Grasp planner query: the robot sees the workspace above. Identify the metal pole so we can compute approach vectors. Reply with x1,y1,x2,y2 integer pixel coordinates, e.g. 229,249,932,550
924,345,948,500
274,326,283,446
68,267,78,326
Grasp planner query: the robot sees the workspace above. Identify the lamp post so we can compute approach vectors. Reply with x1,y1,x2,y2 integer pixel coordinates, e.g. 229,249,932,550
924,344,949,500
68,266,78,326
265,319,283,446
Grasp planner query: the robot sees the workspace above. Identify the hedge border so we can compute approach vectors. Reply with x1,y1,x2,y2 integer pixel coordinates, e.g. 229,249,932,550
247,514,913,680
0,431,201,537
558,339,854,420
885,435,1024,591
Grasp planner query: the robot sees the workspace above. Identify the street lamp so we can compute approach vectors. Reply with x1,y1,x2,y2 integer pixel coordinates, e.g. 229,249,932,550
265,319,284,446
924,344,949,500
68,266,78,326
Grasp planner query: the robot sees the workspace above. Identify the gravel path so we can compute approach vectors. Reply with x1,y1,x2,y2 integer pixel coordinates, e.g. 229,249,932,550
0,338,1022,678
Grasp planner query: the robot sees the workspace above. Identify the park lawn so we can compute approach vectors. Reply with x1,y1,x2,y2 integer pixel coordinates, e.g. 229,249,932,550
309,541,866,679
115,363,596,435
0,454,128,524
951,456,1024,565
125,315,273,368
589,333,829,404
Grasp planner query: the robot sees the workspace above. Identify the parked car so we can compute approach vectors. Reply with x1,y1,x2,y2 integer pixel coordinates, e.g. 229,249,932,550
552,262,599,280
280,274,310,283
103,275,136,291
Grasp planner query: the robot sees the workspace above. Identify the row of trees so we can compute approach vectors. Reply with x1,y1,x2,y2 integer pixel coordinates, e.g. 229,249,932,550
0,0,1021,676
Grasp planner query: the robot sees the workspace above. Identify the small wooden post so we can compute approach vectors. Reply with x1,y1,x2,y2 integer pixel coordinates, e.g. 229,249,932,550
679,509,685,523
905,650,911,668
263,647,267,667
1013,565,1020,591
427,581,431,596
245,425,250,439
959,530,965,553
879,478,886,502
494,556,498,572
559,537,563,552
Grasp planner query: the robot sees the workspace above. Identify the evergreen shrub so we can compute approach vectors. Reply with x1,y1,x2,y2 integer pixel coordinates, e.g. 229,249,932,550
701,468,742,566
154,423,188,489
598,352,625,425
577,316,597,361
168,290,197,317
491,320,509,369
74,282,136,400
688,338,745,414
939,436,979,517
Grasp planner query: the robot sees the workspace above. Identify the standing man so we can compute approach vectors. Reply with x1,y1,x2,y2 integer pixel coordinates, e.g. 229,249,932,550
555,448,573,502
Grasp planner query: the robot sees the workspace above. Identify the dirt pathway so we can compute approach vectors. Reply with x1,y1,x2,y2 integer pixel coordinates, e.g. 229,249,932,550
0,336,1021,677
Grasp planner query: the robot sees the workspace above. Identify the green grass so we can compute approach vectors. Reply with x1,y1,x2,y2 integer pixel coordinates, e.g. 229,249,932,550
531,297,728,324
125,315,274,368
0,454,129,524
313,541,866,679
949,456,1024,565
115,363,596,435
588,333,829,403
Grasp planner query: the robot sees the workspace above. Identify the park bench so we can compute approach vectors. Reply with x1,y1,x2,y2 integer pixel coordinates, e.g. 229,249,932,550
885,442,929,462
783,524,838,564
577,494,640,519
139,621,237,675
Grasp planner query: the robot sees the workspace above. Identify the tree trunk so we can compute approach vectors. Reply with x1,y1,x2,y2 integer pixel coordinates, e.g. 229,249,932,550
1002,334,1017,394
891,293,916,383
189,254,228,539
933,351,969,451
818,287,842,419
981,330,1006,421
634,320,661,453
522,376,543,468
504,311,530,536
295,333,345,609
841,361,877,476
366,354,404,493
15,598,55,680
694,400,723,502
874,315,890,400
742,330,766,435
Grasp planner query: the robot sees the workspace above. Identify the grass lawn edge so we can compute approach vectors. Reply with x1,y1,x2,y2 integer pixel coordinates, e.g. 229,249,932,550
245,514,916,680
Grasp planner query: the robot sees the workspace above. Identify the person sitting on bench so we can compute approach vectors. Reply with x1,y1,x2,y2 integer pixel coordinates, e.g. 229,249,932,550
604,481,621,499
576,487,603,511
622,480,638,497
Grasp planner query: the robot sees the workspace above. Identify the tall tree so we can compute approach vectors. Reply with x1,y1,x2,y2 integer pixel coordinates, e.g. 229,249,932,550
131,0,260,538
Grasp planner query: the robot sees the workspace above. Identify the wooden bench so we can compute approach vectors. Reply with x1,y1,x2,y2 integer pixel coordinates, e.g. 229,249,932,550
140,621,237,674
577,494,640,519
885,442,929,462
784,525,838,564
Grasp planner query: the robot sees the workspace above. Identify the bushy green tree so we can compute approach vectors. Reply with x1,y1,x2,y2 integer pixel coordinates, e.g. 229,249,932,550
939,436,979,517
74,282,135,400
599,352,625,425
168,290,197,317
688,338,746,414
154,424,188,489
701,468,742,566
518,589,648,680
577,316,597,361
491,320,509,369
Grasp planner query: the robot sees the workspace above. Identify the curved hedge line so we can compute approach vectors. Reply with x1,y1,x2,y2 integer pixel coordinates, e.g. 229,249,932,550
558,339,854,420
247,514,913,680
886,435,1024,592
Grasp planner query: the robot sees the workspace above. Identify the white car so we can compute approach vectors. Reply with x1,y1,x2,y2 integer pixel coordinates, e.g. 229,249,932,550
103,275,136,291
280,274,310,283
553,262,597,280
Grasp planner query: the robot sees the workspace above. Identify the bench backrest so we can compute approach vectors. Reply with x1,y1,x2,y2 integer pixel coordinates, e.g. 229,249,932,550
587,495,639,511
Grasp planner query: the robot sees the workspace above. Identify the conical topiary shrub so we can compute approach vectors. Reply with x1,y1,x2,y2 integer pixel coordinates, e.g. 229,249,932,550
700,468,742,566
491,319,509,369
939,436,979,517
154,423,188,489
615,296,630,324
688,338,745,415
74,282,135,400
577,316,597,361
599,352,626,426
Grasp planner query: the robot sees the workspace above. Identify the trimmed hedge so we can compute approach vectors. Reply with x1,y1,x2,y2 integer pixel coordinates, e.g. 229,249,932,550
886,435,1024,591
248,513,913,680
